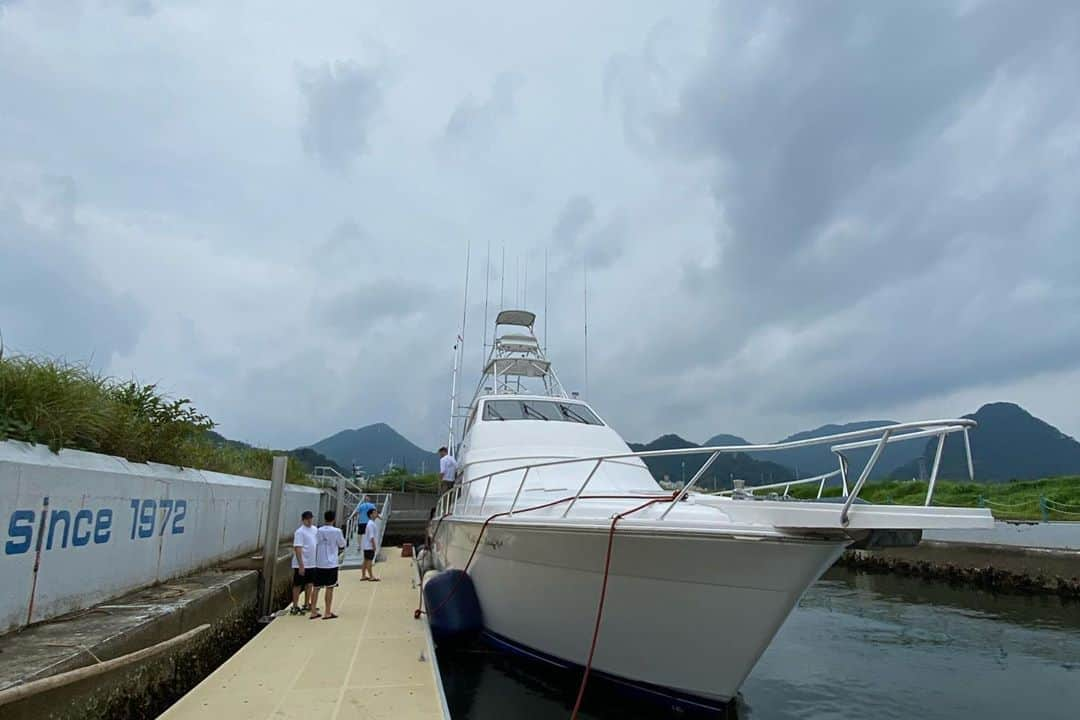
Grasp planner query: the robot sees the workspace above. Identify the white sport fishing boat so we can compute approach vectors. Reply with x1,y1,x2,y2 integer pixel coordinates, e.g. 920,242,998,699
429,309,993,710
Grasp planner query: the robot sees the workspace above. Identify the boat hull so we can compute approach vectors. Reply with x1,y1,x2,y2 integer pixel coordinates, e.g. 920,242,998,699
433,518,847,703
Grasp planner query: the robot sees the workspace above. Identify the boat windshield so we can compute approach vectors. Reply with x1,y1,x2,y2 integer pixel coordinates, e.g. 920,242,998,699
482,399,603,425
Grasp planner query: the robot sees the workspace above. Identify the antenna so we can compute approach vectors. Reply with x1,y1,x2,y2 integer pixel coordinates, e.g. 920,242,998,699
524,260,528,309
543,248,549,353
499,243,506,312
448,239,471,450
583,258,589,398
482,238,491,358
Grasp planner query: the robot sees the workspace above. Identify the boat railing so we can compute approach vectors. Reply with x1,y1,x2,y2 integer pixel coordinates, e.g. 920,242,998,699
434,418,977,526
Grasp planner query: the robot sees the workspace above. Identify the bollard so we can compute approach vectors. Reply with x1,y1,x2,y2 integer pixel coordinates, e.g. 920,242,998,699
260,456,288,619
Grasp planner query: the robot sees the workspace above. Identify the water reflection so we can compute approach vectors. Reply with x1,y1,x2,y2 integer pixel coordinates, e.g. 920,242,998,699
438,568,1080,719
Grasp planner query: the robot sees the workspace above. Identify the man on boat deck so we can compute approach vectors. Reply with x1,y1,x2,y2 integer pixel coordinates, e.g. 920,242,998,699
438,446,458,495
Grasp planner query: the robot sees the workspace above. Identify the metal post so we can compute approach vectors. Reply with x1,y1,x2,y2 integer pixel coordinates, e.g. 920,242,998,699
963,427,975,482
336,476,346,529
840,430,890,525
260,456,288,619
660,452,722,520
925,432,946,507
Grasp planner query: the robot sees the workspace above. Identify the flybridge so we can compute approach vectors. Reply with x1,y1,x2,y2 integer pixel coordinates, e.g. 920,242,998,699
476,310,567,399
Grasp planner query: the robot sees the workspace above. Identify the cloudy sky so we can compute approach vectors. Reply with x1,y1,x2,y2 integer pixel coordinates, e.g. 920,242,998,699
2,1,1079,450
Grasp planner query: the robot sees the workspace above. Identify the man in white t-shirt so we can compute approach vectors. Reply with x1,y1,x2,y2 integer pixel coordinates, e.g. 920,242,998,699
361,507,380,582
310,510,346,620
289,510,318,615
438,446,458,494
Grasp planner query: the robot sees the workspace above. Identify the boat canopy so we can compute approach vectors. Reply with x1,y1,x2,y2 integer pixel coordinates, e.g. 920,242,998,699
482,357,551,378
495,309,536,328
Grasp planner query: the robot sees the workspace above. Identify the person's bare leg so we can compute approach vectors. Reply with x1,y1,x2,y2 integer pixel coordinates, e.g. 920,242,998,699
305,582,314,610
291,583,301,609
309,586,322,618
324,587,335,618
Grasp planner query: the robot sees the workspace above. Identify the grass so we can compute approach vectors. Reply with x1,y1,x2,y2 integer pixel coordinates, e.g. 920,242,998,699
788,476,1080,521
0,351,313,485
363,468,441,493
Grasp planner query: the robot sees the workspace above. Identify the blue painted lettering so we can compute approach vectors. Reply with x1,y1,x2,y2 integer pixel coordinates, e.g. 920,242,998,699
47,509,71,550
94,509,112,544
5,510,34,555
72,509,93,547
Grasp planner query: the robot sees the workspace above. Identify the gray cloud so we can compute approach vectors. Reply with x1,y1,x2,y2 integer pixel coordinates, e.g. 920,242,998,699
0,173,145,364
606,0,1080,426
549,195,625,272
442,73,521,148
298,61,383,172
322,279,433,335
3,0,1079,452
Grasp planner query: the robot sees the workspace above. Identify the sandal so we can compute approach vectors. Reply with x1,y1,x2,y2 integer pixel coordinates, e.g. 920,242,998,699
309,612,322,620
323,613,339,620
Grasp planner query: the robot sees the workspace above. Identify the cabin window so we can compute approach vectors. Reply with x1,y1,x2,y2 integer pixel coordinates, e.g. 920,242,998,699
482,399,603,426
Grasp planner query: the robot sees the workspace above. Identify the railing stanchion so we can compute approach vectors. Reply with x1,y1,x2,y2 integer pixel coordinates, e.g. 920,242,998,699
839,455,850,496
508,468,530,516
561,459,604,518
925,432,946,507
659,451,721,520
840,430,891,525
963,427,975,482
817,476,826,499
479,474,494,514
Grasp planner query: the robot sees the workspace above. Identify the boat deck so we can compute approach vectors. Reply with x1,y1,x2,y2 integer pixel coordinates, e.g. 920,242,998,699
159,547,447,720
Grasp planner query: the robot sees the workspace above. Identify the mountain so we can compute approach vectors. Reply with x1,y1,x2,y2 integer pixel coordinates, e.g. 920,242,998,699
628,434,793,490
891,403,1080,482
741,421,920,480
288,447,346,475
702,433,751,447
309,423,439,475
204,430,345,474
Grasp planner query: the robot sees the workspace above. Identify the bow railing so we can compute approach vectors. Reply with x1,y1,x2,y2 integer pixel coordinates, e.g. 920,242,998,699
435,419,977,527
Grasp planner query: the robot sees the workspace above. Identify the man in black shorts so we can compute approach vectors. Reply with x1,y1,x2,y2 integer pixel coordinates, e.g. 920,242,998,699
310,510,346,619
289,511,317,615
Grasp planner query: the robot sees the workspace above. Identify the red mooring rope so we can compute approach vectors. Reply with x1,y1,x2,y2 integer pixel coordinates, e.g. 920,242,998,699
416,491,679,719
569,496,671,719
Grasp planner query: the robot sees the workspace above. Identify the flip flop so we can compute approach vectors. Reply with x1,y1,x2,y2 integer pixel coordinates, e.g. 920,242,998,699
309,612,322,620
369,578,381,582
324,613,339,620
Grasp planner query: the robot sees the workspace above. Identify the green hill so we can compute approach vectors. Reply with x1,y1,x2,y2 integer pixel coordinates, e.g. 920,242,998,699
629,434,793,490
892,403,1080,482
309,423,438,476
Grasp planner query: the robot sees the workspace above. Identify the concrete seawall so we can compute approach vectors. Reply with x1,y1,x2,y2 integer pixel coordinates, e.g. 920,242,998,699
0,440,325,633
841,535,1080,598
0,549,295,720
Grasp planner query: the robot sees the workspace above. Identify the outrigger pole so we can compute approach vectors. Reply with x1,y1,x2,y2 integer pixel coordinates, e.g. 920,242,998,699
448,239,471,452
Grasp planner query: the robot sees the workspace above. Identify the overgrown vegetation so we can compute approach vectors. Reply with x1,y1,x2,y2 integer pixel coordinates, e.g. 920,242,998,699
0,352,312,484
788,476,1080,521
363,466,440,493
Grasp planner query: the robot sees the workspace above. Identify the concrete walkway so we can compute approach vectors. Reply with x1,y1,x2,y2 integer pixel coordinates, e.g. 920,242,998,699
159,549,446,720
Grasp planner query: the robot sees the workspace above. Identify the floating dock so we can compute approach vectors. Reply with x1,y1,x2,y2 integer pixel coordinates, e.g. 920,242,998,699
159,547,448,720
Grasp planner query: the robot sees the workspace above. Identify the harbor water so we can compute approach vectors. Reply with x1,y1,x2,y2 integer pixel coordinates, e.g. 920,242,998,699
437,567,1080,719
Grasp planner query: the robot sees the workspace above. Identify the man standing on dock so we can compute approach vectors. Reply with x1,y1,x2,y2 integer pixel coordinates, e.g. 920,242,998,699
310,510,346,620
356,496,376,544
289,510,317,615
438,447,458,495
